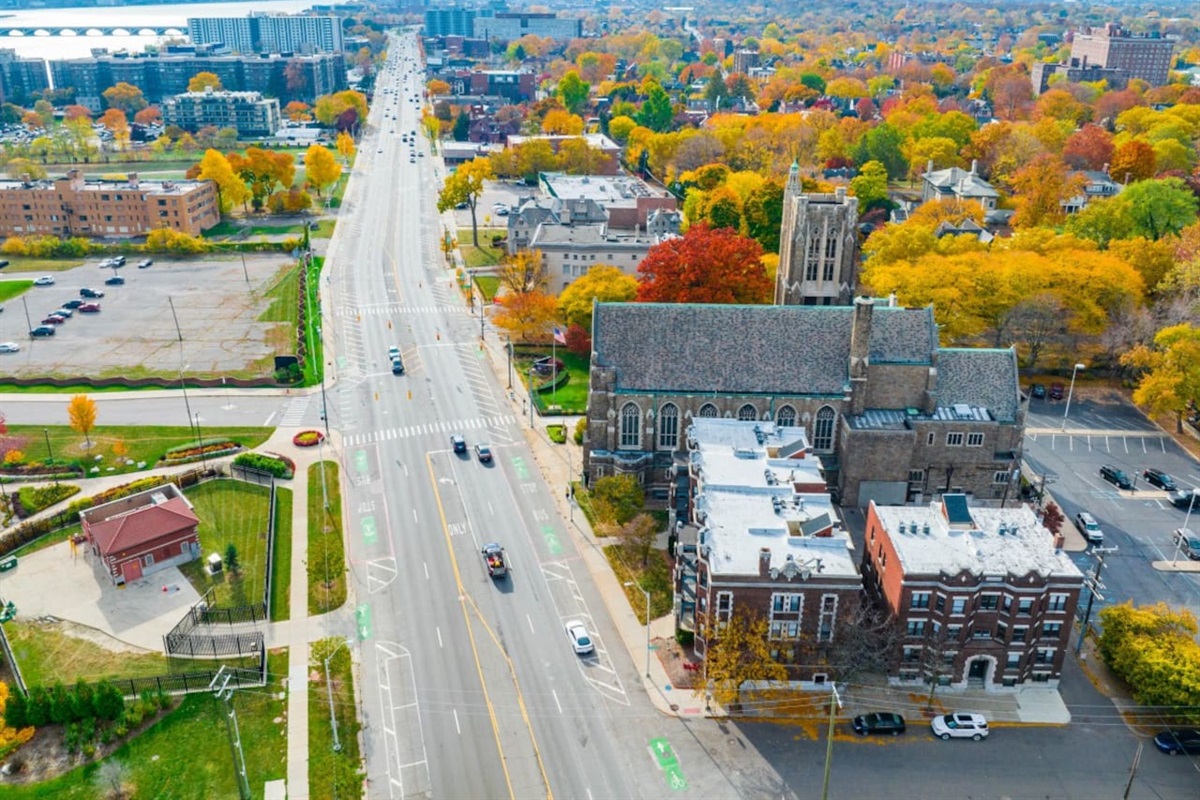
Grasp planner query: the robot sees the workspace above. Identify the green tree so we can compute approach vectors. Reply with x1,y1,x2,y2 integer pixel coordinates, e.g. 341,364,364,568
1097,602,1200,714
849,160,890,211
742,178,785,254
224,543,241,575
854,122,907,180
556,69,590,115
703,72,728,109
1121,323,1200,432
589,474,644,525
1064,195,1135,249
703,607,788,708
557,265,639,330
452,110,470,142
635,81,674,133
1121,178,1200,241
436,157,493,247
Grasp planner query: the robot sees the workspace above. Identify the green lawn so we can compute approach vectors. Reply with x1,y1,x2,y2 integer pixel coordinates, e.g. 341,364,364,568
270,487,294,622
461,243,504,269
308,461,346,615
1,424,271,477
259,263,300,328
3,256,87,273
0,383,157,394
302,257,325,385
0,279,34,303
309,637,363,799
310,219,336,239
205,219,305,240
0,649,289,799
178,479,274,609
475,274,500,301
517,350,589,415
8,523,81,558
604,545,674,624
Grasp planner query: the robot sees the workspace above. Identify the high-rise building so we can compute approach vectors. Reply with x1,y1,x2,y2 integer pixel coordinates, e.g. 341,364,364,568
471,11,581,43
1069,23,1175,87
424,8,477,38
776,162,859,306
0,49,49,106
187,14,345,55
162,88,282,137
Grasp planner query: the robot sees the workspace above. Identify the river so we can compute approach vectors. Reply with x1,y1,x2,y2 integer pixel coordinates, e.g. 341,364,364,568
0,0,344,60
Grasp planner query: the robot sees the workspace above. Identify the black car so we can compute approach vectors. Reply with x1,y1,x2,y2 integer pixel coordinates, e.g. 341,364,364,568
853,712,906,736
390,356,404,375
1100,465,1134,490
1029,383,1046,399
29,325,55,337
80,288,104,298
61,299,84,309
104,275,125,286
1142,468,1176,491
451,434,467,454
1169,489,1200,510
1153,728,1200,755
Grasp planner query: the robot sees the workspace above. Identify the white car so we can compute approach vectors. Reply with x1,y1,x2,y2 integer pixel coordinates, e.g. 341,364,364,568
564,620,594,655
0,341,19,353
387,345,400,360
931,712,989,741
33,275,55,286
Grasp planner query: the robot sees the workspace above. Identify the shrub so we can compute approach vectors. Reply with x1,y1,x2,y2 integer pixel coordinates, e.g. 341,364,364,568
546,424,566,444
161,439,240,463
574,417,586,445
676,630,695,647
233,451,294,478
16,483,80,514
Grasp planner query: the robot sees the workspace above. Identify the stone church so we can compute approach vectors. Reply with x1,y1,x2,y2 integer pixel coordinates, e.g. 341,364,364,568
775,163,860,306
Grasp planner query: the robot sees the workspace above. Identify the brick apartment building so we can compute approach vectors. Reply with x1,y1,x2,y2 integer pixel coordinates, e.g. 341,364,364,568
1069,23,1175,87
0,170,219,238
675,419,862,683
862,495,1083,689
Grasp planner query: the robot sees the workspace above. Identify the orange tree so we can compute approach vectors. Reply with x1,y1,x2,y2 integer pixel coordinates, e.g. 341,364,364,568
636,223,772,305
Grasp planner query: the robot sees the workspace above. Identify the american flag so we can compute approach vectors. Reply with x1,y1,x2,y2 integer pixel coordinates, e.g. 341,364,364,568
553,326,567,344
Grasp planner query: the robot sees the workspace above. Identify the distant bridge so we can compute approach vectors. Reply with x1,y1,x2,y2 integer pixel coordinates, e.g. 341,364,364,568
0,26,188,38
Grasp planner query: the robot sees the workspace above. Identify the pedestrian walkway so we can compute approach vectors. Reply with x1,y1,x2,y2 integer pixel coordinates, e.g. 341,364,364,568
341,414,516,446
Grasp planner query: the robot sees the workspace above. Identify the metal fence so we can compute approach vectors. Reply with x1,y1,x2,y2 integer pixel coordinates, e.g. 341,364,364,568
164,629,265,660
231,464,278,486
264,480,277,621
0,620,27,696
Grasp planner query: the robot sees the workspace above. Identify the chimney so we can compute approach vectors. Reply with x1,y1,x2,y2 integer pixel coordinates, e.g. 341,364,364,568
67,168,84,192
970,159,978,175
926,158,934,174
128,172,139,189
1053,533,1064,553
759,548,772,577
1101,162,1110,176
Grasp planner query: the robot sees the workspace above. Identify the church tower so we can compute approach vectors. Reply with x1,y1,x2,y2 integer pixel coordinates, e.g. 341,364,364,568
775,164,860,306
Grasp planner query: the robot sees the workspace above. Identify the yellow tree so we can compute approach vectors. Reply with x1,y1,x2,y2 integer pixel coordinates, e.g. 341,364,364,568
492,289,559,342
187,71,222,92
541,108,584,135
702,606,788,708
304,143,341,197
196,148,249,213
1010,155,1085,229
436,157,493,247
67,394,97,448
1121,324,1200,432
499,249,548,295
557,265,638,330
101,81,147,114
335,130,356,162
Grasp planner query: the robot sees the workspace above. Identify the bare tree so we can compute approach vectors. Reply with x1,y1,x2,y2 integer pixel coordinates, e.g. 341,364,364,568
93,760,132,800
619,513,659,567
828,602,903,681
1008,292,1070,372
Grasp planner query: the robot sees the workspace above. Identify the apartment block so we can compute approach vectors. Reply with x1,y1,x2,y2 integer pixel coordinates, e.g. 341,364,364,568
472,12,582,43
1069,23,1175,87
162,88,282,137
0,48,49,106
188,14,345,55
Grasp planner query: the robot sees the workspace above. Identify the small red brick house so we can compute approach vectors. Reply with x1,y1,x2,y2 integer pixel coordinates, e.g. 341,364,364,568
81,483,201,585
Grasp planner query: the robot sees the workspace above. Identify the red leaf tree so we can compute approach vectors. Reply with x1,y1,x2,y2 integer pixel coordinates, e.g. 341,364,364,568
1062,124,1114,171
636,223,772,305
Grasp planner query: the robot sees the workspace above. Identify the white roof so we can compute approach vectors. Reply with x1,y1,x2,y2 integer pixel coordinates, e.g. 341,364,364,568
873,501,1083,580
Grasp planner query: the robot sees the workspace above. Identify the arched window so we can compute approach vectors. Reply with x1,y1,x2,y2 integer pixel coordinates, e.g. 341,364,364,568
620,403,641,448
776,405,797,427
738,404,757,421
813,405,836,451
658,403,679,450
698,403,719,418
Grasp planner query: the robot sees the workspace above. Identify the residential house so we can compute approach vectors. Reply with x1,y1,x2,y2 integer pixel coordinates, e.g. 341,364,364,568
1061,168,1122,214
861,495,1083,689
920,160,999,212
80,483,202,585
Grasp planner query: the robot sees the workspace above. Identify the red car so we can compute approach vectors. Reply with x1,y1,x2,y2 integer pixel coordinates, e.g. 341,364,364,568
40,315,66,325
78,302,101,313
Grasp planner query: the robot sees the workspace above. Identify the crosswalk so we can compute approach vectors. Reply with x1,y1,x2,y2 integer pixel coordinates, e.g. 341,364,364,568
340,304,463,317
279,396,311,426
342,414,517,446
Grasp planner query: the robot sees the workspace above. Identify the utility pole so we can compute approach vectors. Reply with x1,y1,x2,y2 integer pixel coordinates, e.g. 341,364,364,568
1076,546,1116,655
820,683,843,800
324,639,351,752
1122,742,1143,800
210,667,251,800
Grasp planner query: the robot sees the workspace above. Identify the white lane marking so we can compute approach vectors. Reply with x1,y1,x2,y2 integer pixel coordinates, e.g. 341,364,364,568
423,561,429,579
436,627,443,648
453,708,461,735
552,689,563,716
488,502,494,515
527,614,535,634
263,412,276,426
412,508,418,522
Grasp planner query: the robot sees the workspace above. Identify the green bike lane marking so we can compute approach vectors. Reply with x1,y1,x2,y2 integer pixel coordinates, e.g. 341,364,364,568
354,449,369,474
648,737,687,791
540,523,562,556
355,604,372,640
361,515,377,545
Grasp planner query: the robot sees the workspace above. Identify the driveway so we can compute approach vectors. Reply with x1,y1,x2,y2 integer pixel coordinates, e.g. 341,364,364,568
1,540,201,651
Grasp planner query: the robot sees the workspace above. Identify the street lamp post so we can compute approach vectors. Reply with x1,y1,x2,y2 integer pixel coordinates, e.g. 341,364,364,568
1173,491,1199,566
323,638,352,752
42,428,56,486
194,412,207,473
624,581,651,679
820,682,844,800
1061,363,1086,432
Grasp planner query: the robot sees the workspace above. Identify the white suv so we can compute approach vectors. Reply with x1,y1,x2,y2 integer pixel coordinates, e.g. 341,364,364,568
1075,512,1104,544
931,712,989,741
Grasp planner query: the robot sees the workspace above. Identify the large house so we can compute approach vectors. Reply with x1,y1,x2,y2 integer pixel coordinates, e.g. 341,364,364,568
583,297,1024,510
80,483,202,585
862,495,1083,689
920,160,999,211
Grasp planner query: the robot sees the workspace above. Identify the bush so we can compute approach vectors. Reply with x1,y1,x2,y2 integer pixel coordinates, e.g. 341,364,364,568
16,483,80,515
546,424,566,444
574,417,586,445
676,630,695,647
274,363,303,384
161,440,240,463
233,451,295,479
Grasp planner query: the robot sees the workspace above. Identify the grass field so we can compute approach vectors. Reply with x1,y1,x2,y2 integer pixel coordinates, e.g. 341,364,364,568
461,243,505,269
0,649,289,799
270,487,294,622
8,523,81,559
301,257,325,385
0,279,34,303
604,545,674,624
518,350,589,415
309,637,363,799
308,461,346,615
178,479,274,608
475,274,500,301
2,424,271,476
2,257,87,273
311,219,337,239
0,383,156,394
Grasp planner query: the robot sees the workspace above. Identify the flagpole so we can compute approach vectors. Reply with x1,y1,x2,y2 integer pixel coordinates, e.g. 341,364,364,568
551,331,557,404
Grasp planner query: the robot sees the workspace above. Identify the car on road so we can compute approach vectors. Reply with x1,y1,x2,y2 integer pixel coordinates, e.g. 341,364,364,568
33,275,54,286
61,299,84,309
1029,383,1046,399
0,259,8,268
39,315,65,325
1171,528,1200,560
1074,511,1103,544
78,302,100,313
112,255,125,266
451,434,466,454
390,357,404,375
51,307,72,318
564,620,594,655
29,325,55,337
1100,464,1134,490
474,443,492,463
1049,382,1065,400
481,542,507,577
137,258,153,268
852,712,906,736
0,341,19,353
1170,489,1200,510
387,345,400,360
104,275,125,286
931,712,989,741
80,288,104,298
1142,468,1177,491
98,257,114,268
1152,728,1200,755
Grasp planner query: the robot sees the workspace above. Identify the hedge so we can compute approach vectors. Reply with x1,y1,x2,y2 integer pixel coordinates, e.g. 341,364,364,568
15,483,80,516
232,452,295,479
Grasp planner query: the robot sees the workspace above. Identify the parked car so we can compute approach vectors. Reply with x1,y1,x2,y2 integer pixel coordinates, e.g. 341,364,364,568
1142,468,1177,491
1170,489,1200,510
1048,382,1065,400
0,341,19,353
390,356,404,375
451,434,467,454
33,275,55,286
474,443,493,463
852,712,906,736
1152,728,1200,755
52,307,72,318
78,302,101,313
931,712,989,741
1171,529,1200,560
1029,383,1046,399
1074,512,1104,544
61,299,84,309
29,325,55,337
137,258,153,268
564,620,594,655
80,288,104,298
1100,465,1134,490
98,258,114,268
112,255,126,266
0,259,9,268
104,275,125,286
40,315,65,325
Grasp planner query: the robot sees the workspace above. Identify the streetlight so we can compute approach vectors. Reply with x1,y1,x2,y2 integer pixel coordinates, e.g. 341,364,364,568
1061,363,1086,432
323,637,352,752
43,428,56,487
1173,491,1199,566
624,581,651,679
820,683,844,800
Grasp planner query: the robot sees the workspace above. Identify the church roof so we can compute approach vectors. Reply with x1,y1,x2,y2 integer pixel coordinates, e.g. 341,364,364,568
935,348,1021,422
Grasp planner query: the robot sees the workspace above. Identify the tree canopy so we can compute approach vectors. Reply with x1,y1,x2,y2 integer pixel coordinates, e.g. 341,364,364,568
636,224,772,305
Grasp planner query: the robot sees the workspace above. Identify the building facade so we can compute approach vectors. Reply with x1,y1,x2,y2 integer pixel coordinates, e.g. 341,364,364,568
1069,23,1175,87
424,8,477,38
677,419,862,684
540,171,677,230
80,483,201,585
0,170,219,238
583,299,1024,509
1030,59,1128,96
188,14,345,55
862,495,1083,689
776,164,859,306
0,49,49,106
920,160,999,210
472,12,582,43
528,222,677,294
162,88,282,137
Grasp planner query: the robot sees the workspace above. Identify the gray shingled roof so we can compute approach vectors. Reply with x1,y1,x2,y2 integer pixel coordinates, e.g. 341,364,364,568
593,303,936,395
935,348,1020,422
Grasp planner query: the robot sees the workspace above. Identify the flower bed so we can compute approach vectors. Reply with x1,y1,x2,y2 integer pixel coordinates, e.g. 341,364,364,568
161,439,242,464
292,430,325,447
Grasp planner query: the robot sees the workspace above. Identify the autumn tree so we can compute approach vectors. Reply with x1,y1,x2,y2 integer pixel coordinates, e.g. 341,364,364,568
63,104,91,122
229,147,296,210
284,101,312,122
436,157,492,247
335,130,355,162
743,178,784,253
703,606,788,708
196,148,249,213
492,289,558,342
499,249,548,295
619,513,659,567
637,223,771,305
1121,178,1200,241
5,157,46,180
1062,124,1114,171
187,72,222,92
556,137,607,174
541,109,584,136
67,394,97,448
850,160,891,212
303,143,341,197
1010,155,1085,229
1121,324,1200,432
556,69,590,116
101,82,147,114
133,106,162,126
590,474,644,525
1110,139,1156,184
557,265,639,330
1097,602,1200,713
98,108,129,151
1041,502,1065,535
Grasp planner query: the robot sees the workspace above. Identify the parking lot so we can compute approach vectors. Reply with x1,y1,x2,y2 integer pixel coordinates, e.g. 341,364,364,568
0,252,295,378
450,179,531,232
